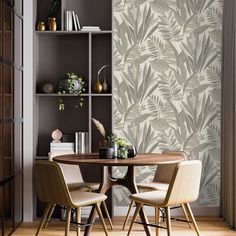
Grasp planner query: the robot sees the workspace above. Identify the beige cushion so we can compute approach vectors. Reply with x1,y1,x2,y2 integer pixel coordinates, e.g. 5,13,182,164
68,182,100,191
130,190,167,206
70,191,107,207
137,182,169,191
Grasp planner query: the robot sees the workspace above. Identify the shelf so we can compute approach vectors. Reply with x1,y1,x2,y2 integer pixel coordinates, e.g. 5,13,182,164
91,93,112,97
35,30,112,35
35,93,112,97
35,93,89,97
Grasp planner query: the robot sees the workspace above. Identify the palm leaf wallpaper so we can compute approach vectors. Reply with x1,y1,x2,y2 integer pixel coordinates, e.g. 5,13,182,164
113,0,222,206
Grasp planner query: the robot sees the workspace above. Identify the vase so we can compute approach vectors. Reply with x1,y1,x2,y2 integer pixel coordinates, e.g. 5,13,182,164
127,145,137,158
109,142,118,158
94,77,103,93
117,147,128,159
37,21,45,31
48,17,57,31
102,77,108,93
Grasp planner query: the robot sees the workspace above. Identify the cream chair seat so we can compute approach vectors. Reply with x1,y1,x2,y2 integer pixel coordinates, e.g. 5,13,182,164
127,160,202,236
35,160,109,236
47,152,113,230
123,151,190,229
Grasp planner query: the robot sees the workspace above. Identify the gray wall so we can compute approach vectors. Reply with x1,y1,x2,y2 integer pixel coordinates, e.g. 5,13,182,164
113,0,222,207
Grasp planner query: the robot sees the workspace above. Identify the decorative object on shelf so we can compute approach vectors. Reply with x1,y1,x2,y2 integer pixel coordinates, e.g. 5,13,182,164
51,129,63,143
57,72,86,111
99,147,113,159
97,65,110,93
91,117,108,147
37,81,54,94
48,0,59,31
127,145,137,158
48,17,57,31
75,131,89,154
37,21,46,31
94,77,103,93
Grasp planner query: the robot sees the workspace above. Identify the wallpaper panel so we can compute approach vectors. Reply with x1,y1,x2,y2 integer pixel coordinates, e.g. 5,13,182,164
113,0,222,206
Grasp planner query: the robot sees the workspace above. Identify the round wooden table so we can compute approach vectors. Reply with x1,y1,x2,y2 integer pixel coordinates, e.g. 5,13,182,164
53,153,184,236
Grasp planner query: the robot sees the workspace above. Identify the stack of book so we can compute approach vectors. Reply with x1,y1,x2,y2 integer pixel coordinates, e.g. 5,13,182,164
81,26,101,32
64,10,81,31
50,142,75,153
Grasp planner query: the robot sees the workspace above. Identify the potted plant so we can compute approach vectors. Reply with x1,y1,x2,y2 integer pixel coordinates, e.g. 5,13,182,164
107,132,118,157
57,72,86,111
116,137,129,159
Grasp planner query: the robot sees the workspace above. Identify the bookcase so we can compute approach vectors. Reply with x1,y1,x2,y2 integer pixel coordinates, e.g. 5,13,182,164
34,0,113,218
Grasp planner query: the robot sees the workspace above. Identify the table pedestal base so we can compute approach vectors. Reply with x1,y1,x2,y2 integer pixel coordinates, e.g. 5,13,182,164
84,166,152,236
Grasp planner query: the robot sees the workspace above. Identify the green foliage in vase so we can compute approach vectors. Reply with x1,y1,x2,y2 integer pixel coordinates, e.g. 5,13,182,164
48,0,59,17
57,72,86,111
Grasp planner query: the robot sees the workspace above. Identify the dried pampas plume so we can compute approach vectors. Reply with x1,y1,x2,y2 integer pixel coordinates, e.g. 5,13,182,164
92,117,106,138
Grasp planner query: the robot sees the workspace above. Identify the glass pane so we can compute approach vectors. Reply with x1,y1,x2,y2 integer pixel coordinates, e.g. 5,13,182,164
0,187,3,234
3,123,13,178
14,174,23,226
14,0,22,16
14,122,22,171
0,1,2,57
3,64,13,119
0,62,2,117
14,16,22,67
14,69,22,119
4,181,13,234
4,2,13,62
0,123,2,182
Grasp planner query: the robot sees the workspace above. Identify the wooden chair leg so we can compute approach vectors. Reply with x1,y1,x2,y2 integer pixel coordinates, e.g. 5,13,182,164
95,202,109,236
76,207,81,236
65,207,72,236
185,203,201,236
165,207,172,236
122,200,134,230
102,201,114,230
127,203,142,236
181,204,191,228
155,207,160,236
36,203,52,236
43,204,56,229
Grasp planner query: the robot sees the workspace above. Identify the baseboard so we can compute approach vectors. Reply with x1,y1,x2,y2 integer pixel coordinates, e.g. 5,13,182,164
114,206,220,217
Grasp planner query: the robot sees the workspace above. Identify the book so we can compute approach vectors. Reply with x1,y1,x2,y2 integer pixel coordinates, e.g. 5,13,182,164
50,142,74,147
72,11,78,31
82,26,100,29
64,11,69,30
75,13,81,30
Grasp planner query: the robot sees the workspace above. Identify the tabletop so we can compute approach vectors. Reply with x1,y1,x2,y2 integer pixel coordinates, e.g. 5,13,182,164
53,153,185,166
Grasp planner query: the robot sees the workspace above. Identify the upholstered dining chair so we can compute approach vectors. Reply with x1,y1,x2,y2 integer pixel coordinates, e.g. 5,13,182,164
46,152,113,230
35,160,109,236
123,151,190,230
127,160,202,236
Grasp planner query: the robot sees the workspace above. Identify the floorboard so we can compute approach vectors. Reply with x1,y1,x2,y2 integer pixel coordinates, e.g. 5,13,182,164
13,216,235,235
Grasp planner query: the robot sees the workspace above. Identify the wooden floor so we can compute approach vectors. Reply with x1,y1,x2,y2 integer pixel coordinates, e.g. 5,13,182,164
13,216,235,236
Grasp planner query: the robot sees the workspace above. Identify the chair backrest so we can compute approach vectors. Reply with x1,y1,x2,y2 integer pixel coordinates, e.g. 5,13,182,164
35,160,73,206
153,151,188,183
49,152,84,184
164,160,202,206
